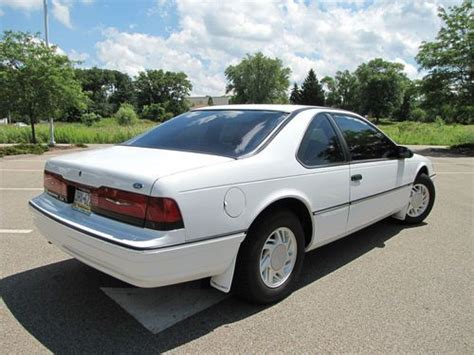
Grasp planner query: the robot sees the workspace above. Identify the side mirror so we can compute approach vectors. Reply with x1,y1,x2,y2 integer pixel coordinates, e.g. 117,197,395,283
397,145,414,159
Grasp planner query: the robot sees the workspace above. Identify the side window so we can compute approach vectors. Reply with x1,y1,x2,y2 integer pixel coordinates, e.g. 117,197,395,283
332,114,397,161
297,114,345,166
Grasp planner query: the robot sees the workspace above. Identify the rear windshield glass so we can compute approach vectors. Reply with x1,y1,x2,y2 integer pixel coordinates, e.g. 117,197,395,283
125,110,288,158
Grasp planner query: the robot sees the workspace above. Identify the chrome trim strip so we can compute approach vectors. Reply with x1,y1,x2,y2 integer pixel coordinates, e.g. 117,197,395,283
312,183,412,215
29,200,247,251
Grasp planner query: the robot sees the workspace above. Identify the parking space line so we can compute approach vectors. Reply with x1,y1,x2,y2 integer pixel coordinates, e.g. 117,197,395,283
0,169,43,172
0,188,43,191
0,229,33,234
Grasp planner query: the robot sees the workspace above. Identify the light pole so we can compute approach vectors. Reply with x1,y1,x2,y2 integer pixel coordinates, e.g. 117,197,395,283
43,0,56,146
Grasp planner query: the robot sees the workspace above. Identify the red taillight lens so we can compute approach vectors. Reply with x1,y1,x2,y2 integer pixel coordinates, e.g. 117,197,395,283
145,197,184,230
44,170,69,201
91,187,148,227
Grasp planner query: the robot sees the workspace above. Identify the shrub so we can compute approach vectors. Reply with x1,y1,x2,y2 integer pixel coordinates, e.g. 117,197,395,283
80,112,101,126
141,103,166,122
115,103,139,126
410,108,427,122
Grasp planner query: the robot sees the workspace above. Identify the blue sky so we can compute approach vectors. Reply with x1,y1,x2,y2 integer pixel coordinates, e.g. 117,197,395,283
0,0,462,95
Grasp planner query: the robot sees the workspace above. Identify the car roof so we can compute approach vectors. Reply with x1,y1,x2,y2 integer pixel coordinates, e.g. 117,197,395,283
192,104,316,113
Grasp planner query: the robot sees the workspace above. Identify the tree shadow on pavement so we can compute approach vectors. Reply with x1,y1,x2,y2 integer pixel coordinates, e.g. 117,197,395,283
0,219,423,353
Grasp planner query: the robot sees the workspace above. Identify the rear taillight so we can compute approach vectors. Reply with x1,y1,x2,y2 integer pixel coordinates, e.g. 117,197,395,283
90,187,184,231
91,187,148,227
44,170,69,202
145,197,184,230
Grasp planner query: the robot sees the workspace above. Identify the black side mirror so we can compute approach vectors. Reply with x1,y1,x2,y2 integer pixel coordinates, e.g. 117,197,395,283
397,145,414,159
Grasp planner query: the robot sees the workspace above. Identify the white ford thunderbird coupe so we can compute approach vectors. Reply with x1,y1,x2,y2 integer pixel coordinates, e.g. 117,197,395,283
30,105,436,303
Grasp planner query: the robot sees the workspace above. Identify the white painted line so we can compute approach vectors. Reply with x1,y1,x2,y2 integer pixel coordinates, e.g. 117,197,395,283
0,169,42,172
102,281,227,334
436,172,474,174
0,187,43,191
0,229,33,234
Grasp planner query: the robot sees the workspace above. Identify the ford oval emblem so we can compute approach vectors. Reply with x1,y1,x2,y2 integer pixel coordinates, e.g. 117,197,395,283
133,183,143,190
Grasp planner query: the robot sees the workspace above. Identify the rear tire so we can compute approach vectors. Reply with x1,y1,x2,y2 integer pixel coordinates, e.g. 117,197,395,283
402,173,435,224
234,209,305,304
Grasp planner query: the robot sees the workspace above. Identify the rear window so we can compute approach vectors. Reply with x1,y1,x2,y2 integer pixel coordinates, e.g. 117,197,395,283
125,110,288,158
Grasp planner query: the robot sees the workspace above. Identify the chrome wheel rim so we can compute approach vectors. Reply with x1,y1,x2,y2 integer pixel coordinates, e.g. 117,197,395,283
259,227,297,288
407,183,430,217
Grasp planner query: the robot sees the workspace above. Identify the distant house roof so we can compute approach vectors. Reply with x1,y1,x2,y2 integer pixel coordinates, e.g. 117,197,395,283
187,96,230,108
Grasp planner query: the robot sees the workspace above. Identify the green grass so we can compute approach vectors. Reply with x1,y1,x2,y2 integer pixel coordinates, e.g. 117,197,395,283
0,144,49,157
377,120,474,146
0,118,156,144
0,118,473,146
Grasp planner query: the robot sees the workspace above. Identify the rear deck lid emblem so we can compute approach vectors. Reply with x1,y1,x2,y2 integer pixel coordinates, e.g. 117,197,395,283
133,183,144,190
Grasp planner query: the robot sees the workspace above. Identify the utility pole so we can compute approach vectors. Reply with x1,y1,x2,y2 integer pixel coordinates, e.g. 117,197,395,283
43,0,56,146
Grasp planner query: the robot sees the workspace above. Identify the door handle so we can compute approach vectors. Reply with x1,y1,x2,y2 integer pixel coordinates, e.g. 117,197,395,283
351,174,363,181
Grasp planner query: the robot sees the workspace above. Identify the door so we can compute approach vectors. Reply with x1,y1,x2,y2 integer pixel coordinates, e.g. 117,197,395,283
296,113,350,248
331,114,409,232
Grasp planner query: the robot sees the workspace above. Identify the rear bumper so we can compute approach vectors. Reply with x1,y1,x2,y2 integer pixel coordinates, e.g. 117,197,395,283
30,200,245,288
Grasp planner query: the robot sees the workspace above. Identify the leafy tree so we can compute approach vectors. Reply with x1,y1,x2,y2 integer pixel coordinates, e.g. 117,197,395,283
355,58,407,123
300,69,325,106
141,103,166,122
334,70,360,111
0,31,86,143
416,0,473,123
393,79,420,121
321,76,339,107
207,96,214,106
115,103,138,126
134,69,192,115
289,83,302,104
225,52,291,104
75,68,134,118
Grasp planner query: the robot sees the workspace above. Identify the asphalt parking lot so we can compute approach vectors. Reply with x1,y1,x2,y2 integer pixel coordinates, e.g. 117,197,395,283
1,146,473,353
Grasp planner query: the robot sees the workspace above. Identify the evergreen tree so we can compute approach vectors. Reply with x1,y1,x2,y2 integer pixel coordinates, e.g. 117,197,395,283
300,69,325,106
289,83,302,104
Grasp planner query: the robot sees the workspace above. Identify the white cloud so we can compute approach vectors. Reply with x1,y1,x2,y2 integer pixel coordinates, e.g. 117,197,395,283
51,0,72,28
96,0,462,95
68,49,89,62
0,0,42,11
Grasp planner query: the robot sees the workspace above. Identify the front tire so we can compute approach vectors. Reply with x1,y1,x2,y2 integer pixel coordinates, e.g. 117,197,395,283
403,173,435,224
234,209,305,304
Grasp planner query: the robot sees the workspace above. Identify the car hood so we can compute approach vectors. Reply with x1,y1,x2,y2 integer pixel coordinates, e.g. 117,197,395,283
44,146,233,194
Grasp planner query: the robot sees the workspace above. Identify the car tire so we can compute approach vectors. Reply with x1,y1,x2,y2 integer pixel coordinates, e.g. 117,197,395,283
402,173,435,224
234,209,305,304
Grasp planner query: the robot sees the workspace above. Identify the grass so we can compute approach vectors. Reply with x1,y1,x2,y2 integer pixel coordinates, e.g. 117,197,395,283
377,120,474,146
0,118,156,144
0,143,49,157
0,118,473,146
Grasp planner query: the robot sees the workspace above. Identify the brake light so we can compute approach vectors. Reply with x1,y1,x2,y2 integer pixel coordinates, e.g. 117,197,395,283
145,197,184,230
44,170,69,202
90,187,183,231
91,187,148,227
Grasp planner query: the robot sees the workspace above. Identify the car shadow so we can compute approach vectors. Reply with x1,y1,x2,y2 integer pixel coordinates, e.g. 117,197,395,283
0,219,424,352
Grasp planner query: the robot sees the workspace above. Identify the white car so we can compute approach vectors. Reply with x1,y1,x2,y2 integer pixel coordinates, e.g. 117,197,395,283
30,105,436,303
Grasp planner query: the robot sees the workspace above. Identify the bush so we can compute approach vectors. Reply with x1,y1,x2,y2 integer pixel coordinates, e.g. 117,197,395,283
115,103,139,126
141,103,166,122
410,108,427,122
80,112,101,126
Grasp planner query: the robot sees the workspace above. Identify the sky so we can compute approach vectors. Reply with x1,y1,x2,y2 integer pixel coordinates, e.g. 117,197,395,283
0,0,463,96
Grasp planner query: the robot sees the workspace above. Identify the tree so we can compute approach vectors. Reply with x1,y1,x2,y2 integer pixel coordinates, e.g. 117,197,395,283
134,69,192,116
115,103,138,125
75,68,134,118
225,52,291,104
321,76,339,107
334,70,360,111
0,31,86,143
289,83,302,104
207,96,214,106
300,69,325,106
416,0,473,123
355,58,407,123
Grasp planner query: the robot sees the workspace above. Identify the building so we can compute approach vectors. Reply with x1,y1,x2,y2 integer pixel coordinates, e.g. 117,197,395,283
187,96,230,108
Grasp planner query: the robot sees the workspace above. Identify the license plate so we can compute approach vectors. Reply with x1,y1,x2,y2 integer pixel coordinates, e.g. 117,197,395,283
73,189,91,215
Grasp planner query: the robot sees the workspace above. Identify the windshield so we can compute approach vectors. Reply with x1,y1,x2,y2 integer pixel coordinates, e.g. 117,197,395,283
125,110,288,158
